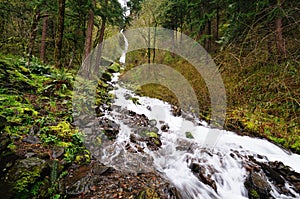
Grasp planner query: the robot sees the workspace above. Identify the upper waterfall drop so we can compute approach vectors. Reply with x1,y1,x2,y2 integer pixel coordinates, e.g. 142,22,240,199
119,29,128,64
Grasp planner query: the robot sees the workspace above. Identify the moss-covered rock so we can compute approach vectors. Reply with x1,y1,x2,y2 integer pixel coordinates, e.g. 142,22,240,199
0,157,49,198
107,62,121,73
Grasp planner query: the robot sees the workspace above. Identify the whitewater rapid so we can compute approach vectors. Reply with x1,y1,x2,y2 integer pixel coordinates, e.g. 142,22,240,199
97,74,300,198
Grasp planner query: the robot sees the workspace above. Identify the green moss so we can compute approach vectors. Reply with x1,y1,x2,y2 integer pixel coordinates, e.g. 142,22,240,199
108,62,120,73
146,132,159,139
185,132,194,139
13,158,48,194
249,189,259,198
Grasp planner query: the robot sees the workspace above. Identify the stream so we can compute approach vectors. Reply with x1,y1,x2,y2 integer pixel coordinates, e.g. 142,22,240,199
78,31,300,198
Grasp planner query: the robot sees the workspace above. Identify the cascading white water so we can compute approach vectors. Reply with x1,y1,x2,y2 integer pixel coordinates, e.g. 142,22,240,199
98,76,300,198
119,29,128,64
97,31,300,199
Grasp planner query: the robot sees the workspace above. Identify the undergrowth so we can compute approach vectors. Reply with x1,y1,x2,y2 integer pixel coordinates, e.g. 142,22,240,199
0,54,90,198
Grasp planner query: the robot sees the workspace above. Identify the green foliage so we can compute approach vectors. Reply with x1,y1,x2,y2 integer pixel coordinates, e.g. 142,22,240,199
17,56,51,75
43,68,74,96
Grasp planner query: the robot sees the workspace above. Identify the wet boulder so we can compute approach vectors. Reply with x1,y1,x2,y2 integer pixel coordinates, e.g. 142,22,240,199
244,171,272,199
189,162,217,192
99,118,120,140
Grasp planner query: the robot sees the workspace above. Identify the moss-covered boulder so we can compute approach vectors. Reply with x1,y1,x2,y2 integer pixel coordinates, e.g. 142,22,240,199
1,157,49,198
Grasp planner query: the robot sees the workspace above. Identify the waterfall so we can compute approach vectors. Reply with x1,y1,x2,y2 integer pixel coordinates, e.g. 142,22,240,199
97,32,300,199
119,29,128,64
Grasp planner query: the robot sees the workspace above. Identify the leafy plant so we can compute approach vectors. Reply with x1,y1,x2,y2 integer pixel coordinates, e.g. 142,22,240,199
17,56,51,75
43,68,74,96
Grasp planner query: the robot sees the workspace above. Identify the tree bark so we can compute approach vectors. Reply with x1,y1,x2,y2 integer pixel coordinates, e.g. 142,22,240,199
83,0,95,60
215,7,219,41
54,0,66,68
27,9,40,66
275,0,286,58
40,16,48,62
93,9,107,75
205,19,211,51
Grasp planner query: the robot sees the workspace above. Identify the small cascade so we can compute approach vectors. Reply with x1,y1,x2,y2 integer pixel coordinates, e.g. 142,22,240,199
95,72,300,199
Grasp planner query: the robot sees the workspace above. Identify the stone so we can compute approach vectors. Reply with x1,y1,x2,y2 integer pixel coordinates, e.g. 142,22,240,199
244,171,271,199
161,124,169,132
149,119,157,127
0,157,49,198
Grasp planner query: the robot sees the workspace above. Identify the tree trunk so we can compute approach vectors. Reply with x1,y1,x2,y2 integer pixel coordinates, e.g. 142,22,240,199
205,19,211,51
275,0,286,59
54,0,66,68
93,16,107,75
98,18,106,47
40,16,48,63
215,7,219,41
27,9,40,66
83,0,95,60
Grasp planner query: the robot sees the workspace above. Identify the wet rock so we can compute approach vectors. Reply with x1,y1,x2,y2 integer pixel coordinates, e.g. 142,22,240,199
161,123,169,132
146,137,162,150
132,129,162,151
149,119,157,127
265,161,300,195
22,134,41,144
99,118,120,140
175,138,193,151
146,106,152,111
189,162,217,192
165,186,183,199
171,105,181,117
92,164,114,175
245,156,300,197
124,93,131,100
244,171,272,199
149,126,159,133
